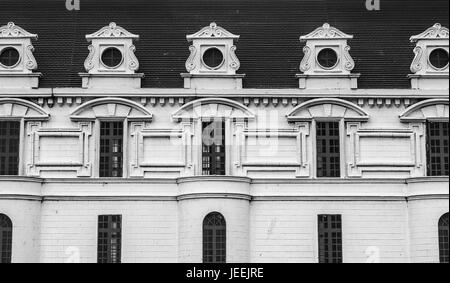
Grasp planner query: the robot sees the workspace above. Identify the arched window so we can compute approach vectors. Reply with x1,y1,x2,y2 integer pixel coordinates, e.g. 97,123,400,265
0,214,12,263
439,213,449,263
203,212,226,263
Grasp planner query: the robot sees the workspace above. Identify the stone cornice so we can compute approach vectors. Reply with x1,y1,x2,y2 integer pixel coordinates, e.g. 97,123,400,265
3,194,446,202
1,88,448,98
1,176,447,202
177,176,252,184
0,175,447,185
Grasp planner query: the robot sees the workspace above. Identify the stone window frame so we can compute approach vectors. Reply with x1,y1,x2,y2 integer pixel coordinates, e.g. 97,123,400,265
287,98,370,178
0,98,49,176
70,97,153,178
172,98,255,176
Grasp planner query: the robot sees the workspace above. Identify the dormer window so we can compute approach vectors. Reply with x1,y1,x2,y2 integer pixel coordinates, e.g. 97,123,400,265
202,47,225,70
0,47,20,68
429,48,449,70
409,23,449,90
317,48,339,69
0,22,41,88
182,23,245,90
101,47,123,69
297,23,360,90
80,22,143,89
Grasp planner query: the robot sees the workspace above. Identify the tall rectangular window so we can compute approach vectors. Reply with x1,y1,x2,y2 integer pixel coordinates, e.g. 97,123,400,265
318,214,343,263
316,122,341,178
100,122,123,177
98,215,122,264
202,120,226,175
0,121,20,176
427,122,449,176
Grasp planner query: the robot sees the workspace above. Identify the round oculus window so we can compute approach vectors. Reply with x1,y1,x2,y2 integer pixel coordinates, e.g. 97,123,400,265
101,47,123,68
202,48,224,69
429,48,449,70
317,48,339,69
0,47,20,68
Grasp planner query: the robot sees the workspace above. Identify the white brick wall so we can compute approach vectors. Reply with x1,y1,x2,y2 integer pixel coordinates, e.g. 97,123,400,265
250,201,411,263
0,200,41,263
178,198,250,263
0,192,448,263
408,199,449,263
39,201,178,263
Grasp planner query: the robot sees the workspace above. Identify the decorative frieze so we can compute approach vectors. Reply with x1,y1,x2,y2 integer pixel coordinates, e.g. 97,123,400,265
26,96,426,110
346,125,422,177
27,123,92,177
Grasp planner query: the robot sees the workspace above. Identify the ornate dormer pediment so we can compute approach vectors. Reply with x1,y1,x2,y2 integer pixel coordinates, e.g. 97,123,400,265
0,22,41,89
181,23,245,90
410,23,449,42
297,23,360,90
86,22,139,40
300,23,353,40
187,22,240,40
408,23,449,90
79,22,143,89
0,22,38,39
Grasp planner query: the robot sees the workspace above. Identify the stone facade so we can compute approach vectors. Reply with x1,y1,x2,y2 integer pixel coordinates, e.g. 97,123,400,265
0,20,448,263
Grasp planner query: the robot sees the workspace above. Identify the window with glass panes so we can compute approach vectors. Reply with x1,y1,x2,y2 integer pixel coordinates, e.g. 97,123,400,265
100,122,123,177
427,122,449,176
0,214,13,264
202,120,226,175
97,215,122,264
318,214,343,263
439,213,449,263
316,122,341,178
0,121,20,176
203,212,226,263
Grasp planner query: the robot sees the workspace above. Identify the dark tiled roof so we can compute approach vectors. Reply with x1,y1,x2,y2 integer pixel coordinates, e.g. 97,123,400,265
0,0,448,89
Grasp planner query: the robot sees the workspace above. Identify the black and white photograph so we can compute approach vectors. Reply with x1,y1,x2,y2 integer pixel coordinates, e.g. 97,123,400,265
0,0,448,270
